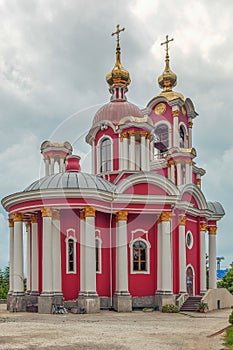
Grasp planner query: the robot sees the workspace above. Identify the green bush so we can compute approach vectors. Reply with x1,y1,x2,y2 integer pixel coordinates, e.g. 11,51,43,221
0,266,9,299
162,304,179,313
225,326,233,348
229,308,233,325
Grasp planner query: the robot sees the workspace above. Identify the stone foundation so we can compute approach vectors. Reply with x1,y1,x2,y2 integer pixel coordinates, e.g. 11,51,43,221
132,296,155,308
100,297,112,309
7,294,27,312
38,295,64,314
113,293,132,312
77,294,100,313
154,293,176,311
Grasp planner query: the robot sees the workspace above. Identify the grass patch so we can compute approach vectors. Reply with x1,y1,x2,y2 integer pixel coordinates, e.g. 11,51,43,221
225,326,233,349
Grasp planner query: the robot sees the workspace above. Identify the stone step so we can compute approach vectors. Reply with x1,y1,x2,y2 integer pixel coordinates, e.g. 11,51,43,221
180,296,202,312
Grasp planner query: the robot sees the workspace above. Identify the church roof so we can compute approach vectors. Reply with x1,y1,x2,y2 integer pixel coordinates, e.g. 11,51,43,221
207,201,225,216
24,172,115,193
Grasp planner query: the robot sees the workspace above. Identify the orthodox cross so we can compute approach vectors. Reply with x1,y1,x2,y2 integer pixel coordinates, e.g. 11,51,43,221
112,24,125,46
161,35,174,56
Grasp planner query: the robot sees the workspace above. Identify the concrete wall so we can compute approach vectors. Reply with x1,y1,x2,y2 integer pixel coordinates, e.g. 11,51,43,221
202,288,233,311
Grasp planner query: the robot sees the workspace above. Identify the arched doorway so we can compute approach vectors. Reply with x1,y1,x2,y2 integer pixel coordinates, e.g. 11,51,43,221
186,266,194,295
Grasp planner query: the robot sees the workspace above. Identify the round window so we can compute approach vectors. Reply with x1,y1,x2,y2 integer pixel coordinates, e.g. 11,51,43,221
186,231,193,249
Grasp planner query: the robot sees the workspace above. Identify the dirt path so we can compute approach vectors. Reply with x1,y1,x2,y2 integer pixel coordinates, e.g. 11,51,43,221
0,305,229,349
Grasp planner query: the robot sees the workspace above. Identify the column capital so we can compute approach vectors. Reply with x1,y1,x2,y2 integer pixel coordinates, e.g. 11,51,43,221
172,110,179,117
179,216,186,226
80,209,85,220
200,223,207,231
52,209,60,221
188,121,193,128
8,218,14,227
208,226,217,235
196,178,201,186
158,212,172,223
116,210,128,222
25,221,31,232
168,159,175,167
31,214,38,224
13,212,24,222
128,130,136,137
84,207,96,218
41,207,53,217
140,130,147,138
121,132,128,139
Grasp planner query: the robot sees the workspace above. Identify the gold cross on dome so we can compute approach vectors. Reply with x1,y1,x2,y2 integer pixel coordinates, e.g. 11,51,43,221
112,24,125,46
161,35,174,56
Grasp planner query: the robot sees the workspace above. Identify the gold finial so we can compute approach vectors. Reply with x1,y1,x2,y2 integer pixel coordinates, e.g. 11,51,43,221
158,34,177,93
106,24,131,89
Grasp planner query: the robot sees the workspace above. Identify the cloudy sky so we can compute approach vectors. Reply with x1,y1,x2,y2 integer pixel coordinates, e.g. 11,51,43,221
0,0,232,269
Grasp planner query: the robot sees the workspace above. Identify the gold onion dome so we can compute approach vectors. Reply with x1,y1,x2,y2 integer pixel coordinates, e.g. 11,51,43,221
158,35,184,101
106,25,131,88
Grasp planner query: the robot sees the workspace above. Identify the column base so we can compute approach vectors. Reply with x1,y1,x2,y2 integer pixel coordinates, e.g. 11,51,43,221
200,290,207,296
30,291,39,296
77,293,100,313
7,294,27,312
154,293,176,311
113,293,132,312
38,295,64,314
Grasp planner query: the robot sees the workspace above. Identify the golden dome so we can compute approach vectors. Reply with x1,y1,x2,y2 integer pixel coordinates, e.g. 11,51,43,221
106,25,131,88
158,35,177,92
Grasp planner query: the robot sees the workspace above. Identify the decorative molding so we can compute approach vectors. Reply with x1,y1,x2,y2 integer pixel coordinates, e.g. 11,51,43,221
172,110,179,117
84,206,96,218
188,121,193,128
128,130,136,137
80,209,85,221
116,210,128,222
208,226,217,235
196,178,201,185
140,130,147,138
13,212,24,222
41,207,53,217
30,214,38,224
200,223,207,231
121,132,128,139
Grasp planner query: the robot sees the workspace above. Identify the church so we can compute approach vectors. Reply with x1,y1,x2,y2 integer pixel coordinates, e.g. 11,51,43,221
2,26,228,313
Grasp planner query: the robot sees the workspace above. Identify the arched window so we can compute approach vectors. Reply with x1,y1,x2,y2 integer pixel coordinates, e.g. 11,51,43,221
130,238,150,274
95,237,102,273
154,124,169,154
180,125,186,148
100,138,112,172
65,235,77,274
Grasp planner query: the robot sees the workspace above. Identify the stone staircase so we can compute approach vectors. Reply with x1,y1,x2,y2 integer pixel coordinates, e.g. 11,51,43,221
180,296,202,312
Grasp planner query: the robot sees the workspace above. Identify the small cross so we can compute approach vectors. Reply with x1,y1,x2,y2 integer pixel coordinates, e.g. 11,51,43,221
161,35,174,56
112,24,125,46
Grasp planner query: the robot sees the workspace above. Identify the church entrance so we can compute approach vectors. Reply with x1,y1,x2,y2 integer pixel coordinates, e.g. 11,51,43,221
186,266,193,295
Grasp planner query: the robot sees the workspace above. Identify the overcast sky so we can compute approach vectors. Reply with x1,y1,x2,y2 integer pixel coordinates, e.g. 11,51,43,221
0,0,232,269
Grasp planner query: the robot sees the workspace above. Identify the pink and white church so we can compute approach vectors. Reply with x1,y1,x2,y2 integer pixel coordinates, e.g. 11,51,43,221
2,28,227,313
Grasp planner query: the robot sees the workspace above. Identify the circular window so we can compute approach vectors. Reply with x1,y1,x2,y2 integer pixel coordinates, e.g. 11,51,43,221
186,231,193,249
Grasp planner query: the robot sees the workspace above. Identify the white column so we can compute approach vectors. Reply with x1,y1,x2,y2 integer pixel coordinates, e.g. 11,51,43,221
122,133,128,170
59,157,65,173
140,131,147,171
189,162,193,183
45,158,49,176
185,160,190,185
188,121,193,148
49,157,54,175
157,219,162,292
176,161,182,186
146,135,150,170
13,213,24,295
79,210,85,293
170,161,175,183
159,212,172,293
26,222,31,294
115,211,129,294
208,226,217,289
41,208,53,295
52,210,62,295
200,223,207,293
129,131,136,171
31,215,39,295
179,217,187,293
150,138,154,163
172,109,179,147
92,141,95,174
168,128,172,148
8,218,14,294
84,207,97,295
119,137,123,171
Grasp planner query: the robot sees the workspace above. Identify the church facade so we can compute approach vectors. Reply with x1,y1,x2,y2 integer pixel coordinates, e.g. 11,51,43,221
2,28,225,313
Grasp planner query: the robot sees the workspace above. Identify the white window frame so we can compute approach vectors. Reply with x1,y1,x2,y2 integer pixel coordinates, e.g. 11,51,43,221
179,122,188,148
97,135,113,173
65,229,77,274
186,230,194,250
129,236,151,274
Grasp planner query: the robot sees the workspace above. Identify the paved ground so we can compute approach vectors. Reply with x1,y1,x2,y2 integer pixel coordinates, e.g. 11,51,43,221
0,304,230,349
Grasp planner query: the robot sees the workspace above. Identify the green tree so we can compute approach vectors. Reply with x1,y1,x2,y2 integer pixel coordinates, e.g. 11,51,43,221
0,265,9,299
218,262,233,292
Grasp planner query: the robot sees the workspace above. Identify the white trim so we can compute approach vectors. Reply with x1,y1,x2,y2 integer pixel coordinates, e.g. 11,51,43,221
95,236,102,274
129,236,151,274
186,264,195,295
179,122,188,148
65,229,77,274
186,230,194,250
